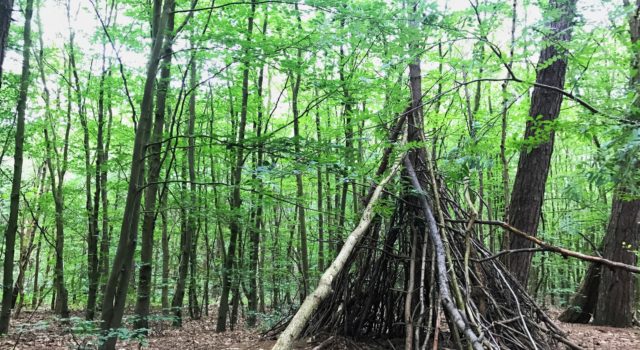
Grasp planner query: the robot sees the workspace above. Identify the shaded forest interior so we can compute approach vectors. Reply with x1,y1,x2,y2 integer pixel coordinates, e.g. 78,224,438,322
0,0,639,349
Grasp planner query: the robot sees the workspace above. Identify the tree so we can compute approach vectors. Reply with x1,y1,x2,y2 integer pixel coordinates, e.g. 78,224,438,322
560,0,640,327
0,0,34,335
503,0,578,286
0,0,13,84
216,0,256,332
99,0,171,348
133,0,176,331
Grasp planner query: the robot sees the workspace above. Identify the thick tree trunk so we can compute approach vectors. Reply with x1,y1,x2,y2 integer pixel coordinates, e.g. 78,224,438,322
0,0,33,334
504,0,576,286
561,1,640,327
593,196,640,326
559,263,601,323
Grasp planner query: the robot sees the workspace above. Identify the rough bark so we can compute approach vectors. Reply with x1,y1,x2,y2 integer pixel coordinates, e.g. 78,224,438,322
561,0,640,327
504,0,577,286
558,264,601,323
0,0,33,334
593,196,640,326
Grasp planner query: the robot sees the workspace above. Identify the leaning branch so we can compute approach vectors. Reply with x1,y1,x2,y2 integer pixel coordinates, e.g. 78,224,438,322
447,219,640,274
271,131,407,350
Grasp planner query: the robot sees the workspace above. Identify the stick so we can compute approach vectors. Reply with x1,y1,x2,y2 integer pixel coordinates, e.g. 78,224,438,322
271,135,406,350
404,158,484,350
448,219,640,274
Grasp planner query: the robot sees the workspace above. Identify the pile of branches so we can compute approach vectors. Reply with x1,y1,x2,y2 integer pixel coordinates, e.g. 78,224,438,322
267,115,581,349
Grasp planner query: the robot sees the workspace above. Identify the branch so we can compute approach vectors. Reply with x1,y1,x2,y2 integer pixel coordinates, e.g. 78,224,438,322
473,248,548,263
447,219,640,274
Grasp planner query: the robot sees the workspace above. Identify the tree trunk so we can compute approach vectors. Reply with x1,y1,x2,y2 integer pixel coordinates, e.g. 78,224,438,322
593,196,640,326
99,0,170,348
216,0,255,332
0,0,34,334
133,0,175,330
504,0,577,286
291,11,309,302
558,264,601,323
247,15,268,324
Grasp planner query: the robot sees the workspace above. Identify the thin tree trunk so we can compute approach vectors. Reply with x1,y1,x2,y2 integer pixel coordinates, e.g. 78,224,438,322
500,0,517,224
133,0,176,330
172,51,198,326
291,9,309,302
315,106,325,272
99,0,170,348
0,0,33,333
247,14,268,325
216,0,255,332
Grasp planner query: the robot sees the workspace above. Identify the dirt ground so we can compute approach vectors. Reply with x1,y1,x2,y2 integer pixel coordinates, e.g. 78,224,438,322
1,310,639,349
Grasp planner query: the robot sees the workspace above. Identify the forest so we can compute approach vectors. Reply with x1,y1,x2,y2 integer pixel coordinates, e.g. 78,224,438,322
0,0,639,349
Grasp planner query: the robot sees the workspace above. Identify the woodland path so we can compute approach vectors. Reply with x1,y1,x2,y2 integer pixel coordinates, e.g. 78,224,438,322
0,310,639,350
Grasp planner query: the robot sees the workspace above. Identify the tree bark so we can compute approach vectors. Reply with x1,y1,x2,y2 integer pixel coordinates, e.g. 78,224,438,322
216,0,255,332
291,10,309,302
559,263,601,323
172,52,198,327
99,0,169,348
133,0,176,331
0,0,34,334
247,14,268,325
504,0,577,286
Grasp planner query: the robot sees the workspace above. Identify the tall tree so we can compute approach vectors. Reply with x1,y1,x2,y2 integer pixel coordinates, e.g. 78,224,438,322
504,0,577,285
560,0,640,327
0,0,34,334
593,0,640,326
99,0,170,348
216,0,255,332
133,0,176,331
171,50,198,327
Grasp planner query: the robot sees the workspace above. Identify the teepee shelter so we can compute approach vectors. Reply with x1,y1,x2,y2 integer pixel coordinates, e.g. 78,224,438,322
266,55,585,350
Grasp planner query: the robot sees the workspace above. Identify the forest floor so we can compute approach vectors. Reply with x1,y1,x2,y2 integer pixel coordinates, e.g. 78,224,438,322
1,308,639,349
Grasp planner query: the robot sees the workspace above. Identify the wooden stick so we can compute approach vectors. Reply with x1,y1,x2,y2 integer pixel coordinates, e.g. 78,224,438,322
447,219,640,274
271,137,406,350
